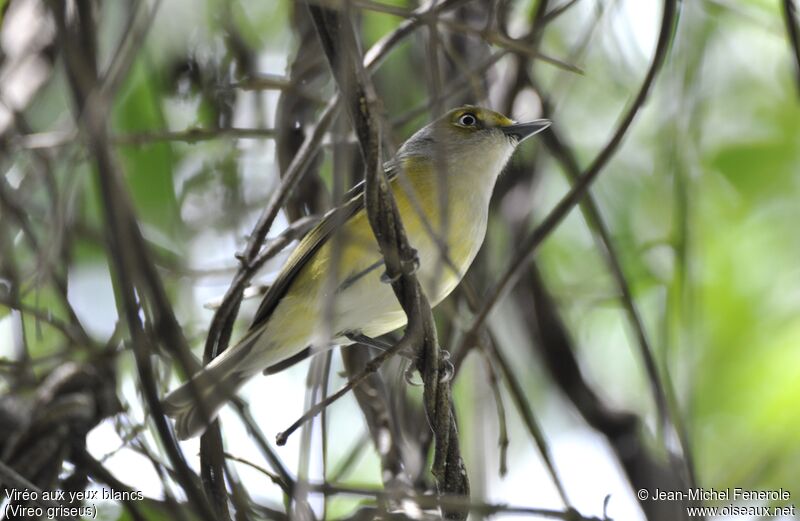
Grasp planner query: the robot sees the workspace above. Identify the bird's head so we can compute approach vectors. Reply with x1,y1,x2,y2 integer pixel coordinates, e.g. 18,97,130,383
397,106,550,170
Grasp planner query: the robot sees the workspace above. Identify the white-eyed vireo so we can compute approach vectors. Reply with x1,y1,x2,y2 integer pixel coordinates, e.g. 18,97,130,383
164,106,550,439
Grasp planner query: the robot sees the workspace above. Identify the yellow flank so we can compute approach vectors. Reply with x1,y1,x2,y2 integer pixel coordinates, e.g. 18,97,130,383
266,108,526,356
269,156,481,351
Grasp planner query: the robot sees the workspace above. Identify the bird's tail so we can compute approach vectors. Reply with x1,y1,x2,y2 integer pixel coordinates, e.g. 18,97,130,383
162,350,251,440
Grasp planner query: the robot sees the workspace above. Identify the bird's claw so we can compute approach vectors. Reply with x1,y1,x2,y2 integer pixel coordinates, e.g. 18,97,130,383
400,248,420,275
380,270,401,284
439,350,454,384
402,349,454,385
380,249,420,284
404,362,423,386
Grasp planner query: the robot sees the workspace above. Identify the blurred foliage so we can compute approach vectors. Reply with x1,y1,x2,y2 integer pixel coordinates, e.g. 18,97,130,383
2,0,800,520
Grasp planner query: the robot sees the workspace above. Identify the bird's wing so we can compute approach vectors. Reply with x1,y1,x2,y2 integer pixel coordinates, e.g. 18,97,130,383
249,165,398,329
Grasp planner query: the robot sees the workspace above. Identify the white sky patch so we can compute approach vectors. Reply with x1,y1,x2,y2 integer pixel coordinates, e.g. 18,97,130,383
86,422,169,499
487,427,644,520
614,0,660,64
0,314,15,363
67,262,119,339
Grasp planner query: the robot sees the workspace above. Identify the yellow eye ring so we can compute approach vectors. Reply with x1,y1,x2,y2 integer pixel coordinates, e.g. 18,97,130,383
458,113,477,127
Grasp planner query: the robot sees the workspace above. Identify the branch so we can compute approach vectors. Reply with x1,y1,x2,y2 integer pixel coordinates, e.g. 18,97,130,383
521,0,696,492
462,0,678,345
275,336,413,446
229,397,295,496
542,0,581,24
116,126,276,145
71,449,147,521
485,340,569,503
52,3,216,518
520,263,691,521
276,3,330,221
535,94,697,491
322,0,582,73
341,346,407,489
202,100,337,364
363,0,474,71
784,0,800,95
307,4,469,517
15,127,276,149
478,347,510,477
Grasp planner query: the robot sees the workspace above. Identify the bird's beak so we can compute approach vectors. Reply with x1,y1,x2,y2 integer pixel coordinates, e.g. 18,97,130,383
501,119,551,143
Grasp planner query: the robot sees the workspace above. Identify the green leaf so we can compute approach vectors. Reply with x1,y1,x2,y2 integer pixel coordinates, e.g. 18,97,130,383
112,58,182,240
709,140,798,198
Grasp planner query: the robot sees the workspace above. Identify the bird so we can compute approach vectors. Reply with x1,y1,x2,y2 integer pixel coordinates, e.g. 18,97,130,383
163,106,550,439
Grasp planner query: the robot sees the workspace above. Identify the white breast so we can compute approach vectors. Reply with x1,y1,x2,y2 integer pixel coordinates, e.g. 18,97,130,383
294,134,516,348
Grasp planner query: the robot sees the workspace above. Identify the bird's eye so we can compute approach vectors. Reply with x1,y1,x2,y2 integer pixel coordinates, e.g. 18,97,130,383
458,113,477,127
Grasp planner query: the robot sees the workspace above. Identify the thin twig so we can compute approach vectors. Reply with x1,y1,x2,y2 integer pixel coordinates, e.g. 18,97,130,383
783,0,800,94
53,2,216,517
328,431,371,482
334,0,582,73
363,0,474,71
535,97,697,490
436,17,582,74
462,0,678,347
231,73,328,104
223,453,289,492
15,127,277,149
230,398,295,496
479,347,510,477
307,5,469,517
116,127,276,145
0,295,86,348
542,0,582,25
486,339,569,503
276,335,413,446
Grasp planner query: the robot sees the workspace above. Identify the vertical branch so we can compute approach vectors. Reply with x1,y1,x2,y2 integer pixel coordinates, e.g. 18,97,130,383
478,347,509,478
199,424,231,520
52,2,216,519
319,351,332,520
535,103,697,491
519,263,691,521
276,4,330,220
69,71,218,521
484,339,570,504
784,0,800,95
341,347,406,490
293,353,331,520
520,0,696,492
306,4,469,518
499,0,695,505
197,100,337,509
462,0,679,377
